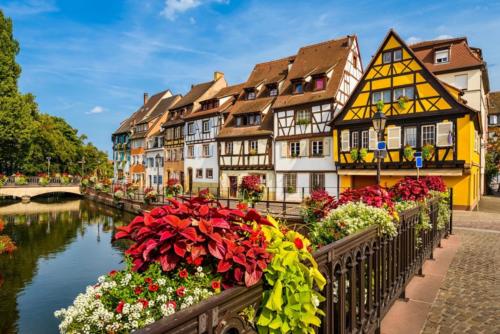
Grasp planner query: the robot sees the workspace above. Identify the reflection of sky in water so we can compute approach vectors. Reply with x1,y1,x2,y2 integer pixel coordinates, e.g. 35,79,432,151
0,199,133,334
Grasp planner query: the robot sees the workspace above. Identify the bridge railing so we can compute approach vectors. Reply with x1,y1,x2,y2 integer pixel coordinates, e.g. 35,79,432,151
1,176,81,187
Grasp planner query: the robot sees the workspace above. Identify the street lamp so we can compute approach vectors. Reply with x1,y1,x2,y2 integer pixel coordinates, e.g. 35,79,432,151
372,110,387,185
46,156,51,176
155,153,161,193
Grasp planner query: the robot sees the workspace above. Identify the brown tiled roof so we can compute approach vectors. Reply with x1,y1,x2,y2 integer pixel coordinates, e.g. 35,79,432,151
410,37,484,74
218,111,273,139
171,81,215,110
183,98,235,121
490,92,500,115
244,56,295,89
215,83,245,98
229,98,273,116
273,36,354,109
138,94,181,124
113,90,170,134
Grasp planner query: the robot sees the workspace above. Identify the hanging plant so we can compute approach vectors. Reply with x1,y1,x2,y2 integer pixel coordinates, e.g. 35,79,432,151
404,145,415,161
296,118,311,126
422,144,434,161
397,96,409,109
376,100,385,112
350,148,359,161
359,147,368,160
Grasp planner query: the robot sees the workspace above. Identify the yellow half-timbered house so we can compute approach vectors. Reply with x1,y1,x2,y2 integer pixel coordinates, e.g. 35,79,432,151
332,30,482,210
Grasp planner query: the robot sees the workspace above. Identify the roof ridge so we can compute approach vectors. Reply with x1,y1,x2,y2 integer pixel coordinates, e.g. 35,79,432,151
297,35,353,51
410,37,467,48
254,55,296,66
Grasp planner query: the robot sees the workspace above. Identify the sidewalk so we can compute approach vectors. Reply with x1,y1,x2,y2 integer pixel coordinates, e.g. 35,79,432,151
381,196,500,334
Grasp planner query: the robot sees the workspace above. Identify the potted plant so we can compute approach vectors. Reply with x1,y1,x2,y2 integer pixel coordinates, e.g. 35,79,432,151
164,178,183,198
404,145,415,161
239,175,264,204
350,148,359,161
359,147,368,160
376,100,385,112
397,95,409,109
249,148,257,155
286,186,295,194
296,118,310,126
422,143,434,161
14,173,28,185
38,173,50,186
143,188,158,204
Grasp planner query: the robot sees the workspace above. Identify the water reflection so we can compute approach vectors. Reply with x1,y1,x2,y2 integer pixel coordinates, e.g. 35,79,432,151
0,198,134,334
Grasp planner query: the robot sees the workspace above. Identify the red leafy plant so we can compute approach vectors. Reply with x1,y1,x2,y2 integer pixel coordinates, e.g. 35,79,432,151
338,185,395,214
301,189,337,223
114,196,273,287
421,176,447,192
390,177,429,202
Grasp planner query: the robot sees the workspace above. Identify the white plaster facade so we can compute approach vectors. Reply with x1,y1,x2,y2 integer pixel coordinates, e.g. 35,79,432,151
145,136,165,191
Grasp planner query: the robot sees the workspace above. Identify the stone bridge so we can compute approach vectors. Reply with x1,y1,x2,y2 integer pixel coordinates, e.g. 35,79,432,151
0,177,81,202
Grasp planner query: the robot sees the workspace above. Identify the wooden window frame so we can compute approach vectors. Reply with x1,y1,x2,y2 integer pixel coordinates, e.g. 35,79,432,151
202,120,210,133
249,140,258,155
225,142,233,155
313,76,326,91
187,145,195,159
311,140,324,157
284,173,297,193
310,173,325,191
206,168,213,179
196,169,203,179
202,144,210,157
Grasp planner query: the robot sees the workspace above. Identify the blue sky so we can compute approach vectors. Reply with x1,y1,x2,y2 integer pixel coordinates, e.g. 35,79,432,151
1,0,499,155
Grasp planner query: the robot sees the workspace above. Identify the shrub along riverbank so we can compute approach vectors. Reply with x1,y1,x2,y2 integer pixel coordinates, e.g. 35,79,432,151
57,176,451,333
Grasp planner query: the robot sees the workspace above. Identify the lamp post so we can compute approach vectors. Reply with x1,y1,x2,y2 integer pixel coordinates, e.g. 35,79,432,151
155,153,161,193
372,110,387,185
46,157,51,176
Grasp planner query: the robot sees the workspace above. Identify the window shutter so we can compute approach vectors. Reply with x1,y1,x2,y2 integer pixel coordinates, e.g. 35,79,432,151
369,128,377,150
341,130,350,152
387,127,401,149
323,138,331,156
281,141,288,158
436,122,453,147
299,140,308,156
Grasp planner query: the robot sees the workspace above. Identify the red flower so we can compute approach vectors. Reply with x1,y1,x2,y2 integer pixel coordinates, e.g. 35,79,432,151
294,237,304,250
115,300,125,313
166,301,177,309
134,286,143,295
109,270,118,277
178,269,188,279
138,298,149,308
236,202,248,211
144,277,153,284
176,286,185,297
148,283,159,292
95,294,101,299
211,280,221,291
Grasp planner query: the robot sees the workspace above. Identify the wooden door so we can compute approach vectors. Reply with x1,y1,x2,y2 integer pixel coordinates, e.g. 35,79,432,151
229,176,238,197
187,168,193,194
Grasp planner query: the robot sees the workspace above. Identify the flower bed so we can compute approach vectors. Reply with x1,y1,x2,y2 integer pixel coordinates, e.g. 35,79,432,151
239,175,264,204
164,178,183,198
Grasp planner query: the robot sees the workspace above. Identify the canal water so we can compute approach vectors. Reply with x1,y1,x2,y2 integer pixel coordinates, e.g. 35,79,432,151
0,197,134,334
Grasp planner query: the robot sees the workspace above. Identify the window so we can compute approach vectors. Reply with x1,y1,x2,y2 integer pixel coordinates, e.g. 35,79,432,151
311,173,325,191
246,90,256,100
249,140,258,154
340,130,350,152
206,169,213,179
404,127,417,147
188,122,195,135
202,144,210,157
296,109,311,124
284,173,297,193
268,85,278,96
158,176,163,185
175,126,181,139
372,90,391,104
196,169,203,178
289,142,300,157
490,115,498,125
202,120,210,133
311,140,323,156
393,49,402,62
225,142,233,155
454,74,468,90
153,175,157,184
382,51,392,64
435,49,449,64
353,55,357,68
393,86,415,101
236,113,261,126
314,77,326,91
361,130,369,149
421,125,436,146
351,132,359,149
387,126,401,150
293,82,304,94
437,122,453,147
187,145,195,158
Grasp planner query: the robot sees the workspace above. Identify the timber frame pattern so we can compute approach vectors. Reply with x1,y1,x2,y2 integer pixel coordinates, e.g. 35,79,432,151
275,102,333,140
218,137,273,170
333,30,481,171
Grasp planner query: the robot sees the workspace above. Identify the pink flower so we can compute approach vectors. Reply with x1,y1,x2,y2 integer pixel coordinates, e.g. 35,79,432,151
176,286,185,297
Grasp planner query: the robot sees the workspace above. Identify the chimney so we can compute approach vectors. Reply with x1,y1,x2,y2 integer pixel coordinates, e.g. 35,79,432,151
143,92,149,105
214,71,224,81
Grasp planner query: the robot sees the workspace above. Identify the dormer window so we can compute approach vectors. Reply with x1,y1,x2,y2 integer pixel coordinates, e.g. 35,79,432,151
268,84,278,97
293,82,304,94
314,76,326,91
246,89,256,100
235,113,261,127
435,49,449,64
201,99,219,110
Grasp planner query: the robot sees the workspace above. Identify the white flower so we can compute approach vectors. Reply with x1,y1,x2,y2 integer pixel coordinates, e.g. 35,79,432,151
197,266,203,273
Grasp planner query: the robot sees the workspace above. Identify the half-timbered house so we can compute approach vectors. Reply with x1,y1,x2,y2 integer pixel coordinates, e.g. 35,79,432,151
218,57,294,199
183,83,243,194
272,36,363,201
332,30,482,210
163,72,227,192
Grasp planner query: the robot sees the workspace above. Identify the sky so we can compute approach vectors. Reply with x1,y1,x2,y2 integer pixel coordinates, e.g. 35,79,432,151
1,0,499,155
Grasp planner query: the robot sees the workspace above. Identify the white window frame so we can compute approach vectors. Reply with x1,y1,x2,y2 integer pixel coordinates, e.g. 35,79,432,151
202,144,210,157
393,86,415,101
436,122,453,147
351,131,359,149
361,130,369,149
284,173,297,193
225,142,233,155
188,122,195,135
454,74,468,90
404,127,417,148
202,120,210,133
435,49,449,64
187,145,195,159
249,140,258,154
387,126,401,150
368,128,378,150
206,168,213,179
340,130,350,152
311,140,323,157
421,125,436,146
289,141,300,157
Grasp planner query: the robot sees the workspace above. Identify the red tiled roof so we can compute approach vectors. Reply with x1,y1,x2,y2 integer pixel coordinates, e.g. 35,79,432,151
243,56,295,89
490,92,500,115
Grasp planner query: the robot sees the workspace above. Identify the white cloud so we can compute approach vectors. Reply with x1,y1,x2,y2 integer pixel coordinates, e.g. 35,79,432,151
161,0,201,20
435,34,454,40
1,0,58,17
87,106,105,114
407,36,422,45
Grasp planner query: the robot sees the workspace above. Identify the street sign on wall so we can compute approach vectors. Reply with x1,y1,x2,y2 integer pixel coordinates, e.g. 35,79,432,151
377,141,386,151
415,156,423,168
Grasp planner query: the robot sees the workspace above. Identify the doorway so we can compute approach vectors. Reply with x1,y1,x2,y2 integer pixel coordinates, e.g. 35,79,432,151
229,176,238,197
187,168,193,194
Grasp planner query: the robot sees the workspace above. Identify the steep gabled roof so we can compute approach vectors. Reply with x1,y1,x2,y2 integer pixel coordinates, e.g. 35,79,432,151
138,94,182,124
273,36,356,109
243,56,295,89
171,81,215,110
215,83,245,98
113,90,171,135
490,92,500,115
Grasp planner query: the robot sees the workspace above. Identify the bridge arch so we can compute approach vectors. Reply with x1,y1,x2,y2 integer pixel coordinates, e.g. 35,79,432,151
0,186,81,202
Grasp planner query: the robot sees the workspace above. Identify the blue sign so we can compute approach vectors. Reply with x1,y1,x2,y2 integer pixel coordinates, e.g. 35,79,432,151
377,141,386,150
414,151,422,158
415,156,423,168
